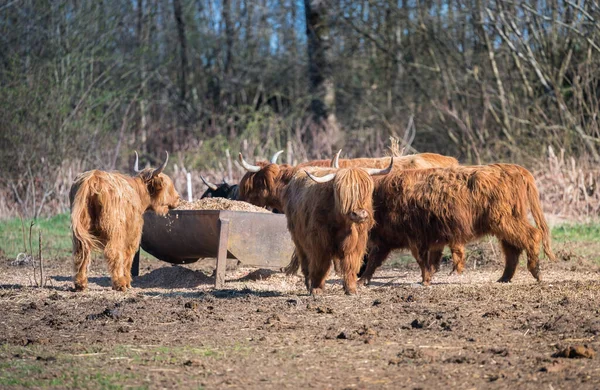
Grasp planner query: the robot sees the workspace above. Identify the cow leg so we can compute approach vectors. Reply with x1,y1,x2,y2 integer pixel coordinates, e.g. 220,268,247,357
450,245,466,275
293,246,310,291
524,227,542,281
338,252,362,295
357,245,391,286
357,254,368,278
73,236,92,291
498,240,522,283
408,246,431,285
122,246,139,289
122,228,143,289
428,249,443,274
309,256,331,295
415,247,433,286
104,243,127,292
496,220,542,282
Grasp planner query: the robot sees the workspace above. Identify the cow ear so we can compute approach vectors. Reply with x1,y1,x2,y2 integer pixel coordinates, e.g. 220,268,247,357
147,175,165,193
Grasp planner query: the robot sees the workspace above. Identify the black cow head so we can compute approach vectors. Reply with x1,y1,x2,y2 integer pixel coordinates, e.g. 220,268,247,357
200,176,239,200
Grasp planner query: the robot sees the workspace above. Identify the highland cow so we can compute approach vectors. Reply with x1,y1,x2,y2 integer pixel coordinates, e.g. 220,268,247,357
358,163,556,286
282,158,393,295
238,150,458,212
282,150,464,278
200,176,239,199
69,152,180,292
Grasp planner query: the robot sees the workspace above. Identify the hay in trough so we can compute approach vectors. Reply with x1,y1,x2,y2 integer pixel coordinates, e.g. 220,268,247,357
175,198,271,213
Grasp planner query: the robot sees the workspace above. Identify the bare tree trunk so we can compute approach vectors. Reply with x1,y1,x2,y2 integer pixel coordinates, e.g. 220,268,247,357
304,0,338,131
137,0,148,153
476,0,512,142
222,0,233,76
173,0,188,103
222,0,233,106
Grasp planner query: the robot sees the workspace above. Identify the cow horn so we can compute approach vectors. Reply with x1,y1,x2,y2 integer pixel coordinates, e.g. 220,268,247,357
271,150,284,164
305,170,336,183
331,149,342,168
239,153,261,172
365,156,394,176
200,175,218,190
151,151,169,178
133,151,141,173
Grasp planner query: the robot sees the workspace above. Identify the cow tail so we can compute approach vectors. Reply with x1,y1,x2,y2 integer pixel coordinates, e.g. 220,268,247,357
70,178,100,268
526,176,556,262
283,249,300,275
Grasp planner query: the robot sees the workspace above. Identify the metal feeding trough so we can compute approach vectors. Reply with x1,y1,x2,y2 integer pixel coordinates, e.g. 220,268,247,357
132,210,295,288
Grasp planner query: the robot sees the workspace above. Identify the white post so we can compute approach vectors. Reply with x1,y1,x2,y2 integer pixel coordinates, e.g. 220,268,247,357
186,172,193,202
225,148,233,182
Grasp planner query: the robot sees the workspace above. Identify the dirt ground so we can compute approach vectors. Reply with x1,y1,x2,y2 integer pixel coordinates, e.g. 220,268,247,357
0,248,599,389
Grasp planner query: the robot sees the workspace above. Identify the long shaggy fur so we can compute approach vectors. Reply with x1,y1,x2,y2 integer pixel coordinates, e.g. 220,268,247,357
282,155,461,278
70,168,180,291
360,163,555,285
282,167,375,294
239,153,458,211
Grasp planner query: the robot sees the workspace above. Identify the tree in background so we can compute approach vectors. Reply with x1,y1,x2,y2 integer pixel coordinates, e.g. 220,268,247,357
1,0,599,217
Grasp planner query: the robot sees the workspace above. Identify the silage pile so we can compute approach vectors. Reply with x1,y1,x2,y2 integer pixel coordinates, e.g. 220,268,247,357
175,198,271,213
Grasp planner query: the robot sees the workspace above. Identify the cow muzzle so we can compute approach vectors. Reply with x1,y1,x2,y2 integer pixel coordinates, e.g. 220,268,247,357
349,209,369,223
170,197,181,209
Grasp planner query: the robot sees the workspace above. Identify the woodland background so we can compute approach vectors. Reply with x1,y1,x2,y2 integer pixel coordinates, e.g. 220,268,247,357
1,0,599,219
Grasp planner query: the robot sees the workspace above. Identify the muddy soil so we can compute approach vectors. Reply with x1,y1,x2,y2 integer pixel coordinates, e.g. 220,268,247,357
0,251,599,389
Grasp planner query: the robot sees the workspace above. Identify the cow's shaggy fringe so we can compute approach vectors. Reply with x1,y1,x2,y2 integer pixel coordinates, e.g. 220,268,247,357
70,167,180,291
282,167,376,294
360,163,556,286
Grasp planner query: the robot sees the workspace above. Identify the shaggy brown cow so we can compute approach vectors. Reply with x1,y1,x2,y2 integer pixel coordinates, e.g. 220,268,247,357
238,150,458,212
358,163,556,286
283,150,464,278
70,152,180,292
282,159,393,294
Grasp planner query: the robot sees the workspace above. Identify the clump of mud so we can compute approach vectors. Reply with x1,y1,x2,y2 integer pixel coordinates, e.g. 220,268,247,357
134,265,213,289
235,269,278,282
553,345,596,359
175,198,271,213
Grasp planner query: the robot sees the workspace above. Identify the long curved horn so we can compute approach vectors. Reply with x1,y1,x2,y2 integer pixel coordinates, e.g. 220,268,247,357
331,149,342,168
200,175,218,190
305,170,336,183
238,153,261,172
151,151,169,178
133,151,141,173
271,150,284,164
364,156,394,176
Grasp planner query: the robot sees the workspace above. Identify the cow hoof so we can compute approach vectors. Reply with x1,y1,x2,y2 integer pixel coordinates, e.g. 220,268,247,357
357,277,369,287
310,287,324,296
112,284,128,292
497,277,512,283
73,283,87,292
344,288,358,295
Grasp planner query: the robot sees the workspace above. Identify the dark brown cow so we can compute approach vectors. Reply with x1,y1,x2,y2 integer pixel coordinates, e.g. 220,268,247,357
358,163,556,286
69,152,180,292
282,159,393,294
